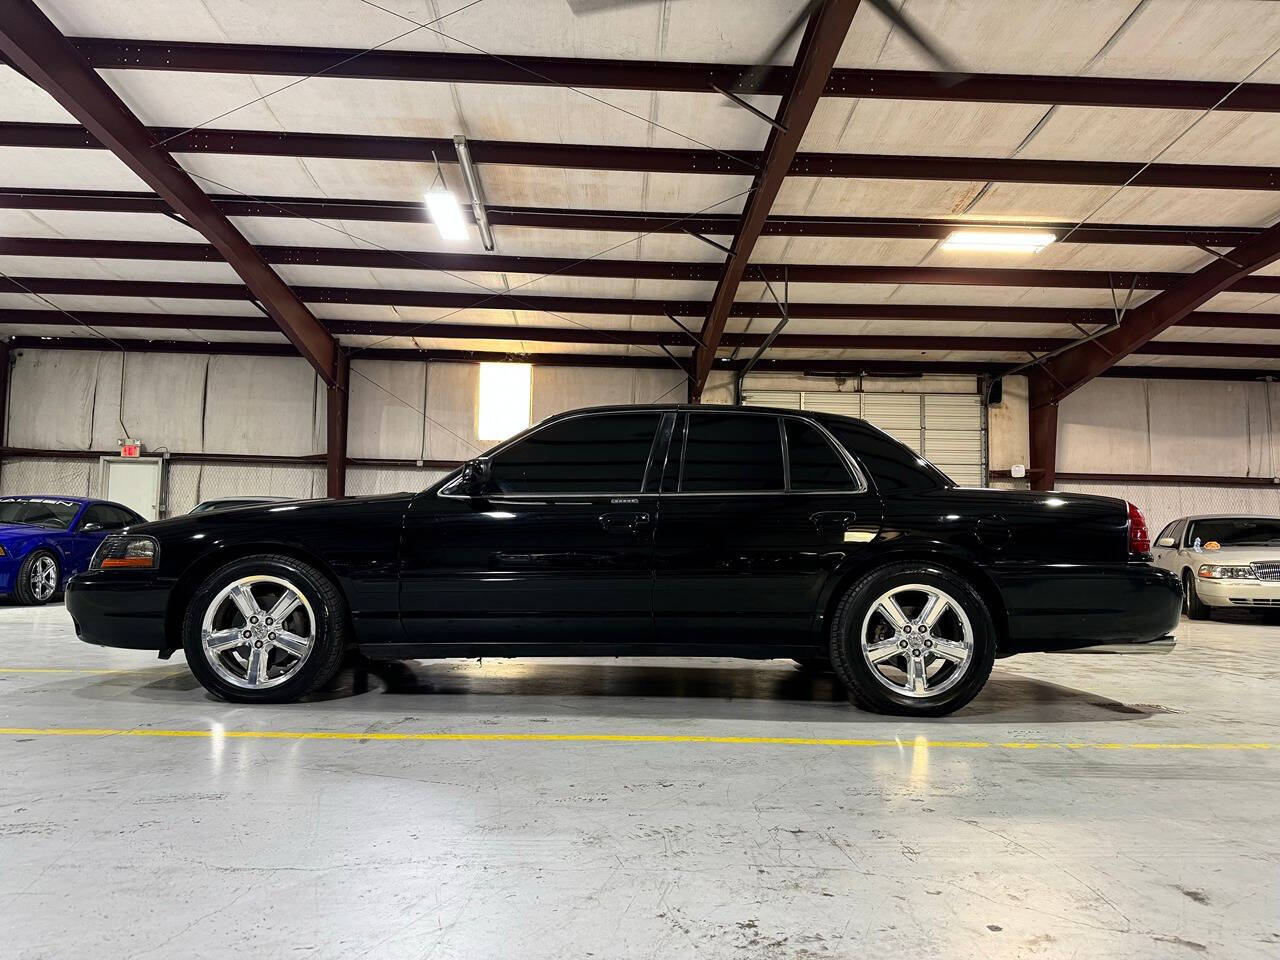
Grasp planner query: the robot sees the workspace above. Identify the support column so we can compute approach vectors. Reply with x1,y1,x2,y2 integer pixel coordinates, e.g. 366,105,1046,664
0,340,9,480
325,350,349,498
1028,373,1058,492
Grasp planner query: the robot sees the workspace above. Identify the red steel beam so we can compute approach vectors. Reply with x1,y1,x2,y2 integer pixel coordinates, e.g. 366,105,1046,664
9,334,1280,384
693,0,862,398
5,235,1280,294
1,307,1277,359
0,2,339,384
1034,220,1280,404
3,279,1278,330
326,351,349,498
45,37,1280,113
4,121,1277,191
0,187,1265,248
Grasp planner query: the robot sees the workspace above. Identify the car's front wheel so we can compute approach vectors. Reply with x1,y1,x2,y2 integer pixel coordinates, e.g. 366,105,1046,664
14,549,60,605
182,554,348,703
1183,570,1211,620
829,563,996,717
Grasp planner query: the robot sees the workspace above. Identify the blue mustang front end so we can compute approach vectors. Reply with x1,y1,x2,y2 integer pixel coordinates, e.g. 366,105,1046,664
0,495,144,604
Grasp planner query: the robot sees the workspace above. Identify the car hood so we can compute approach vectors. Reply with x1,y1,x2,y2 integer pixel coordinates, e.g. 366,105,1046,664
0,521,61,541
129,492,415,537
1186,545,1280,565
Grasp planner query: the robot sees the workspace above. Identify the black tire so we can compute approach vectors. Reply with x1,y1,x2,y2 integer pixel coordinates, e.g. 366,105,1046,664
1183,571,1211,621
182,554,349,703
13,549,60,605
829,562,996,717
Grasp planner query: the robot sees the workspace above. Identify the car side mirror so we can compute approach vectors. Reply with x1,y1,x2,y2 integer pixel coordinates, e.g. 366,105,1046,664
80,522,103,533
1156,537,1176,548
458,457,493,496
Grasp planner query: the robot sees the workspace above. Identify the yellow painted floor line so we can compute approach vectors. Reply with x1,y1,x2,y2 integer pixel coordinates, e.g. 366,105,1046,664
0,727,1274,751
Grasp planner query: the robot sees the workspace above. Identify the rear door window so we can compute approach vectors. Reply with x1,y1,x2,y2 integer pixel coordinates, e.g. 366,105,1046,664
680,414,784,492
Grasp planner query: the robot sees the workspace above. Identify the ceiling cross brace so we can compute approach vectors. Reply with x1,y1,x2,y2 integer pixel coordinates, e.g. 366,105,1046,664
710,84,788,132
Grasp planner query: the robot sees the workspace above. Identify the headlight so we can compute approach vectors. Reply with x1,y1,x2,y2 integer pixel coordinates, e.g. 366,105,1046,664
1197,563,1255,580
92,535,159,570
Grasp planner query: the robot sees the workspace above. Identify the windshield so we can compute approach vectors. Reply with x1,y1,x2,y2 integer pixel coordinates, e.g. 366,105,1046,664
1187,518,1280,548
0,498,80,530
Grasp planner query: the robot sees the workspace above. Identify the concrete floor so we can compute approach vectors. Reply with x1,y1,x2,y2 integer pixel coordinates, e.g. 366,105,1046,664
1,605,1277,960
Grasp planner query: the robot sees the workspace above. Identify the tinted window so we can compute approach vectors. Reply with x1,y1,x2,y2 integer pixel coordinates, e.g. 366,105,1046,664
488,413,660,494
785,419,854,491
681,414,784,492
822,419,951,495
80,505,132,531
1155,520,1177,543
110,506,140,527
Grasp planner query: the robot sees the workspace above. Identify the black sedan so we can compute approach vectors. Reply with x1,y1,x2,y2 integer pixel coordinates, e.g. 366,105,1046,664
66,404,1181,716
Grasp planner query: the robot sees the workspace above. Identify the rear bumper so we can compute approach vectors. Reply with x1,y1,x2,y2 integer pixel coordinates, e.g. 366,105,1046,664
64,572,172,651
994,562,1182,654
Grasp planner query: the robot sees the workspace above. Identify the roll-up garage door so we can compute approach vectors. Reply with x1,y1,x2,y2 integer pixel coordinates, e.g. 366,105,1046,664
742,390,985,487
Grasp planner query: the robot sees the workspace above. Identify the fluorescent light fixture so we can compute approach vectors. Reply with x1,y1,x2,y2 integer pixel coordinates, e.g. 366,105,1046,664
942,229,1056,253
477,362,532,442
453,134,495,251
425,187,468,242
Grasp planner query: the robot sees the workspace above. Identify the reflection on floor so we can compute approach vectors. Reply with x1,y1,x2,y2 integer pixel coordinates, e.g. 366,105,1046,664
1,603,1277,959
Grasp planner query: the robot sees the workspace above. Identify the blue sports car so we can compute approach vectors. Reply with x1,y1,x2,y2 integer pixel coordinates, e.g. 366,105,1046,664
0,496,144,605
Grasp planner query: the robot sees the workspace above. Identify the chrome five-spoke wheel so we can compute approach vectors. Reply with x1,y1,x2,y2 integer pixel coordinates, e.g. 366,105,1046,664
30,554,58,602
860,583,974,699
200,575,315,690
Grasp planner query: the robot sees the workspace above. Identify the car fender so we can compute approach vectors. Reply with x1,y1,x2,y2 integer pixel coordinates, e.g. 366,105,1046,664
814,535,1010,648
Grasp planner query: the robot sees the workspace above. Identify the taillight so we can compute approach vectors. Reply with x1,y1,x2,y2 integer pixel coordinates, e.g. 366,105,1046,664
1127,501,1150,555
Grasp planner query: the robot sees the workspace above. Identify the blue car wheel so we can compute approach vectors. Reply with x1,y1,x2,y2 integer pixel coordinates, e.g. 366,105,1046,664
14,549,60,605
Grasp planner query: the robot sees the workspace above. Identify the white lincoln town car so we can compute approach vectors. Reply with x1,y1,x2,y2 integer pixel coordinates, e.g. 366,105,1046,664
1152,515,1280,618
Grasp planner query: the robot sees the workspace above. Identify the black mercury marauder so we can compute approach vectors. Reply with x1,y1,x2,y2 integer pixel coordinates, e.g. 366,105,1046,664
66,405,1181,716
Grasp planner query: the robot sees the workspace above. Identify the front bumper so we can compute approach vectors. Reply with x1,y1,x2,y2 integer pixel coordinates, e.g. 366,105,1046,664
0,555,27,595
1193,575,1280,609
64,572,172,651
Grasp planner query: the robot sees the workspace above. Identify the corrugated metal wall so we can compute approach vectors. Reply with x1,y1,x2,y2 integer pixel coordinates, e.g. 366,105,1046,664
741,374,987,486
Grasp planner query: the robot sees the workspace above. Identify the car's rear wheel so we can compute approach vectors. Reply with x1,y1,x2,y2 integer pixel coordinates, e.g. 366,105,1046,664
1183,570,1211,620
829,563,996,717
182,555,348,703
14,550,60,605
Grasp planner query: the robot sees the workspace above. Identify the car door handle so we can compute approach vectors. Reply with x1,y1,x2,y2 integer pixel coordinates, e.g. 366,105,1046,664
810,511,856,531
599,512,652,534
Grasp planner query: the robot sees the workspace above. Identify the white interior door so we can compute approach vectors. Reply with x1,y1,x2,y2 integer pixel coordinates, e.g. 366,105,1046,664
99,457,164,520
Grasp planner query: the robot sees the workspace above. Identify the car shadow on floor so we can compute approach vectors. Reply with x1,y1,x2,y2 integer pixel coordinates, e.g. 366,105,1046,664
73,658,1169,724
